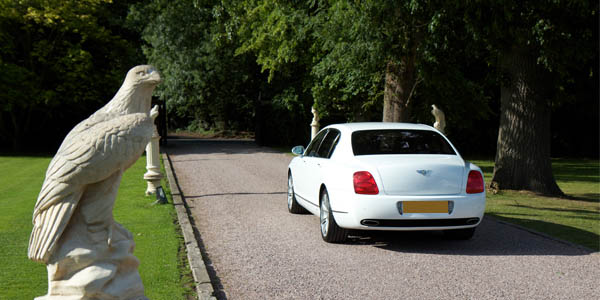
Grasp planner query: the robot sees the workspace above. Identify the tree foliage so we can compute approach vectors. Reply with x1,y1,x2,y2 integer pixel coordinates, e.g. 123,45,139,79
310,1,491,127
129,0,315,145
227,0,493,146
128,0,261,132
1,0,596,186
128,0,596,163
0,0,143,152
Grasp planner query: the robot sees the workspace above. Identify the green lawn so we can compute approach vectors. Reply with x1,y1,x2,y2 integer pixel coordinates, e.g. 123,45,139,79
0,156,193,299
470,159,600,251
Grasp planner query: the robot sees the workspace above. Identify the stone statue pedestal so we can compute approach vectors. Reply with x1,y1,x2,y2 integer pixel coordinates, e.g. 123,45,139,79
37,220,147,300
36,173,147,300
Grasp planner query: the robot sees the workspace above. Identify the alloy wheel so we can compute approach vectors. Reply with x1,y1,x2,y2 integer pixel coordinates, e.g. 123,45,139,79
287,176,294,210
320,193,329,237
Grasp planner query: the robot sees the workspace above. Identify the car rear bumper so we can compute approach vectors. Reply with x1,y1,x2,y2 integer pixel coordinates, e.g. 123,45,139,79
330,192,486,231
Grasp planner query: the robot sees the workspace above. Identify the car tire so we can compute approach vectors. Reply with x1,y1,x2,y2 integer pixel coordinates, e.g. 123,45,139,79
443,227,476,240
287,174,306,214
319,189,347,243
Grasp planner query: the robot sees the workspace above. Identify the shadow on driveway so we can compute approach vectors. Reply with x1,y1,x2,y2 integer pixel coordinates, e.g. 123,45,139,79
164,138,280,156
340,217,596,256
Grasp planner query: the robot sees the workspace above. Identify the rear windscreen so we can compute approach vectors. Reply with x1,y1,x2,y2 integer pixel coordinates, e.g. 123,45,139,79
351,130,456,155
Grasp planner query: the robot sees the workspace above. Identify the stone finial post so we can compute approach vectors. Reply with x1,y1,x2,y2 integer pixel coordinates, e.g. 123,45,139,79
310,106,320,140
144,120,163,196
431,104,446,134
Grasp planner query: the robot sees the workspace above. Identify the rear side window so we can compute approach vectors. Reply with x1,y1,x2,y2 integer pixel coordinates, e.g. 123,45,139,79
316,129,340,158
352,130,455,155
305,129,328,157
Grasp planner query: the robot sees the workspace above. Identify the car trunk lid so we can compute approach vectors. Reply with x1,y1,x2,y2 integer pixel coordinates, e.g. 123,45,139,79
355,155,465,195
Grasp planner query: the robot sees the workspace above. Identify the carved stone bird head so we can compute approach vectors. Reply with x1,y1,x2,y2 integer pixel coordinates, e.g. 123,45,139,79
126,65,162,87
101,65,162,115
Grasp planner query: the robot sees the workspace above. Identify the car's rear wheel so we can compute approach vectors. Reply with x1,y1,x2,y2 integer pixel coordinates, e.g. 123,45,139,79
287,174,305,214
443,227,476,240
320,189,347,243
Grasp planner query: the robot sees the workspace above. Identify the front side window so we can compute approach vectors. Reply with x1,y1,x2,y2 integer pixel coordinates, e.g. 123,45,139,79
352,130,455,156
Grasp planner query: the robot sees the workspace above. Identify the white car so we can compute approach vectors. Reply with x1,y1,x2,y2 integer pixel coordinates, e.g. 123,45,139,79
287,122,486,242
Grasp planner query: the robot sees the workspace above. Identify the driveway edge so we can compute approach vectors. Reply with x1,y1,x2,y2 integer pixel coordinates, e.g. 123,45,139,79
486,215,596,253
163,153,216,300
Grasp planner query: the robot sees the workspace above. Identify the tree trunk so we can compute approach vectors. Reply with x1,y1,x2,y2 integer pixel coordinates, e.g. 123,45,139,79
382,57,416,122
491,47,563,196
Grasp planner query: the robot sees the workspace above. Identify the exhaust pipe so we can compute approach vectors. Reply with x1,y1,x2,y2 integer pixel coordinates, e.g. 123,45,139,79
361,219,380,226
466,218,479,225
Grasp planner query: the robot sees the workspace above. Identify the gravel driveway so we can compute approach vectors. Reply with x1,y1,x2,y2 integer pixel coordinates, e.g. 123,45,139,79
166,139,599,300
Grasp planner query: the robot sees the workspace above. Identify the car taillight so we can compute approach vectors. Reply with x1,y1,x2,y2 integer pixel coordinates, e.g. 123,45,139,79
466,170,484,194
353,171,379,195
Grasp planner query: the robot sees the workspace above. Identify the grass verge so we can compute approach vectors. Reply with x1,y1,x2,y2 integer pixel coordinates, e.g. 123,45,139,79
470,159,599,251
0,156,194,299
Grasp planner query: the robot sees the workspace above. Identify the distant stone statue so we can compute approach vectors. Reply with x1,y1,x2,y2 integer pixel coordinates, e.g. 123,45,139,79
431,104,446,134
310,106,320,140
28,65,161,299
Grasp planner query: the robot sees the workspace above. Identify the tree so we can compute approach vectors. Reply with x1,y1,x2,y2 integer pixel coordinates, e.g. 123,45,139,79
128,0,265,134
232,0,490,128
0,0,143,152
465,0,597,195
316,0,492,127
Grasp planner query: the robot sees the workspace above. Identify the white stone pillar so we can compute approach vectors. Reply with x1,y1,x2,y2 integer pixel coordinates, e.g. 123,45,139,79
310,106,320,140
144,108,163,195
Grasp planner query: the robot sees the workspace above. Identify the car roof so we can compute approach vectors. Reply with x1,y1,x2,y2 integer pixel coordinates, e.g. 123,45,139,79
324,122,437,133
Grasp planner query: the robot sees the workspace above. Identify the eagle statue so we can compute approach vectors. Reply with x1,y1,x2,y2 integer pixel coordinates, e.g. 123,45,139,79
431,104,446,134
28,65,161,299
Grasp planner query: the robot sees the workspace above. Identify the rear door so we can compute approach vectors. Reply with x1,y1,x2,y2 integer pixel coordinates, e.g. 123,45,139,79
304,129,341,204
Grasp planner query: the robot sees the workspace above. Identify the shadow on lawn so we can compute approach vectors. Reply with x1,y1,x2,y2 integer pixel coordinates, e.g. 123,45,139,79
506,204,599,216
563,193,600,203
488,214,599,251
345,217,598,255
552,159,599,183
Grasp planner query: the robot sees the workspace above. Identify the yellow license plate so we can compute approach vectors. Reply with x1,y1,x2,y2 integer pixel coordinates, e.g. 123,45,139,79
402,201,448,213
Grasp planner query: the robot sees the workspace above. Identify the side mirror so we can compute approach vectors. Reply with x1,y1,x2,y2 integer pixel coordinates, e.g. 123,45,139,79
291,145,305,156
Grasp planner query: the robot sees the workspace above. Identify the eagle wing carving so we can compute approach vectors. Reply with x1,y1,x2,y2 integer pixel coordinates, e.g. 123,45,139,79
28,112,154,263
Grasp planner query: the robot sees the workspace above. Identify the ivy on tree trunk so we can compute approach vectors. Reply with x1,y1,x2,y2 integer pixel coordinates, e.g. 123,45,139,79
491,47,563,196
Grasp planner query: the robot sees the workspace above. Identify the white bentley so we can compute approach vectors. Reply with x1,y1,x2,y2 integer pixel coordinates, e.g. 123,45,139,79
287,123,486,242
